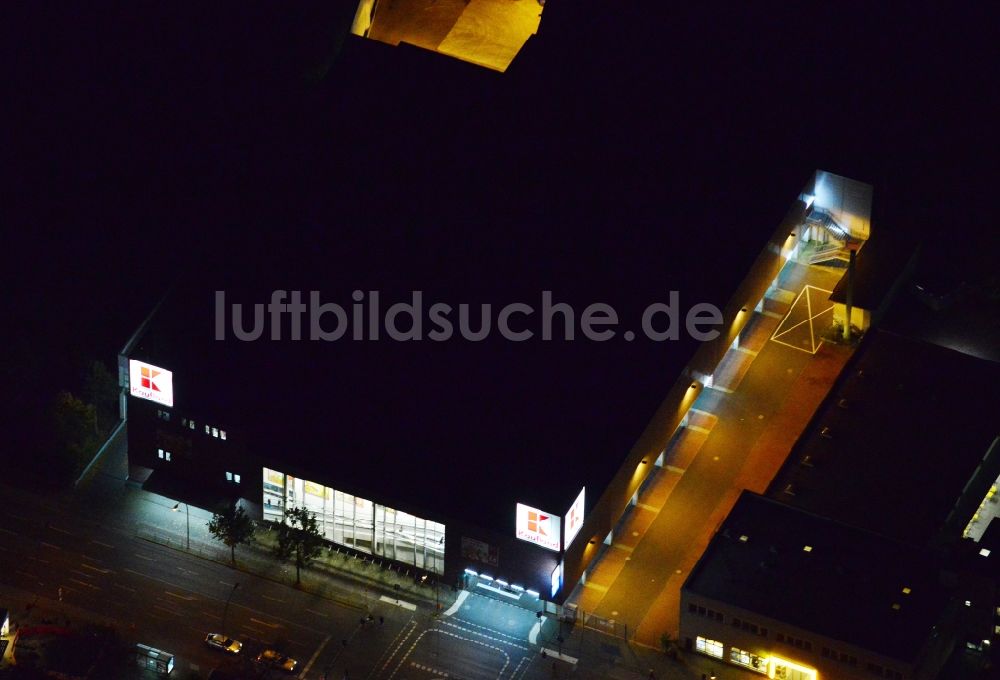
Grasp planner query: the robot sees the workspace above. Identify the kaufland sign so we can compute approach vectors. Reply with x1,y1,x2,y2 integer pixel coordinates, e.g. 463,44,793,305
516,503,561,552
129,359,174,407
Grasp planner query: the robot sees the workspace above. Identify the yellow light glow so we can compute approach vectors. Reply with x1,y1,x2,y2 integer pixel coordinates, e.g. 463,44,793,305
767,655,818,680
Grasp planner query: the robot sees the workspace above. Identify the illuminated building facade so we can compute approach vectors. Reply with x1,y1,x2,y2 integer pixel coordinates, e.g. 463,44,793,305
681,492,960,680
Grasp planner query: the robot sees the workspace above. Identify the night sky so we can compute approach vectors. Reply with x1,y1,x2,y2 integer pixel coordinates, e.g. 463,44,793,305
4,2,997,473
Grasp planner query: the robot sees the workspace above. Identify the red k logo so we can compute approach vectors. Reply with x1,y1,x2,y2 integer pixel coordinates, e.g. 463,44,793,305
140,366,162,392
527,511,548,536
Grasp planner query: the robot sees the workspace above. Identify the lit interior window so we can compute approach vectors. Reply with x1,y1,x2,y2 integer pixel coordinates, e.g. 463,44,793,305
234,474,241,484
165,451,171,461
205,424,211,434
157,448,164,459
891,603,901,610
965,600,972,607
226,471,233,481
189,421,195,430
695,636,724,659
980,548,991,557
802,545,812,552
220,430,227,440
901,586,911,595
739,535,749,542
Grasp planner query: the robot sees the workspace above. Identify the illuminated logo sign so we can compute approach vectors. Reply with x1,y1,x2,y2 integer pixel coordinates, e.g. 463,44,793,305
129,360,174,407
550,562,563,598
516,503,561,552
563,487,585,549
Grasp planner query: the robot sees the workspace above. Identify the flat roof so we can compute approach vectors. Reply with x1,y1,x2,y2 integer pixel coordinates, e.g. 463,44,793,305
130,222,734,531
684,492,952,662
768,328,1000,546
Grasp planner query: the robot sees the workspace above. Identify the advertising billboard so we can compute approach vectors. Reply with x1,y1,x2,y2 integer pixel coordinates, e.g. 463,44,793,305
515,503,561,552
563,487,585,549
129,360,174,407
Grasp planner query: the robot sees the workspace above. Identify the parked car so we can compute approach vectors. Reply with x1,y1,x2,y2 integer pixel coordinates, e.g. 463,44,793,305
204,633,243,654
256,648,298,673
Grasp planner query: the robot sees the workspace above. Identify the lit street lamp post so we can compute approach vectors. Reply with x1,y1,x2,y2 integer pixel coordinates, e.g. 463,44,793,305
171,502,190,550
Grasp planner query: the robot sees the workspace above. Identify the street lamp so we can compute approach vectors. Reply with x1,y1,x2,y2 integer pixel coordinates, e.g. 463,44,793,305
171,502,190,550
222,582,240,632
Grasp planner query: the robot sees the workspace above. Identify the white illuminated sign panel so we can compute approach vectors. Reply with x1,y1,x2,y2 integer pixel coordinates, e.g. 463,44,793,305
563,487,586,550
129,360,174,407
516,503,561,552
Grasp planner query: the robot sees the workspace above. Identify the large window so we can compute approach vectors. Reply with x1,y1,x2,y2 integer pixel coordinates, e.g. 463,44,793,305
375,504,445,575
696,636,724,659
261,468,444,574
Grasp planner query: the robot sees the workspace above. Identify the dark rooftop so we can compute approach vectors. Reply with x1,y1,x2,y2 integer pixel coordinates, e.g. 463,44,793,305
768,328,1000,546
684,491,953,662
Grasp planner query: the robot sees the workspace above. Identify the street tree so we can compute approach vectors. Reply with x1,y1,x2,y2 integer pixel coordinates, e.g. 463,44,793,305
274,506,324,585
208,503,256,565
47,391,100,484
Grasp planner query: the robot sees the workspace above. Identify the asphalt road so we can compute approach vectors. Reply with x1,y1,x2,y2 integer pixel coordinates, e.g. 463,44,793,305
0,485,543,679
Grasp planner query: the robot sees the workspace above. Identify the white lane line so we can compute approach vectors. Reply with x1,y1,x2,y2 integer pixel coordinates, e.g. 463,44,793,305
153,604,181,616
90,540,115,549
379,595,417,611
27,555,50,564
49,525,73,536
70,569,94,580
261,595,285,603
250,617,280,628
442,590,468,617
133,553,154,561
305,608,328,618
201,611,223,620
113,583,136,593
219,580,236,587
298,634,331,678
79,563,111,575
166,591,197,602
40,542,61,550
541,649,578,664
69,578,100,590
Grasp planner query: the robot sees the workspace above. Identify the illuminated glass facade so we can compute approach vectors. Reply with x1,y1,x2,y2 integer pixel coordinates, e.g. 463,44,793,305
262,468,445,574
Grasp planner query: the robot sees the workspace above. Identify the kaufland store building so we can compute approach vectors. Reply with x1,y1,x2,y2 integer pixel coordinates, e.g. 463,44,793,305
118,171,872,610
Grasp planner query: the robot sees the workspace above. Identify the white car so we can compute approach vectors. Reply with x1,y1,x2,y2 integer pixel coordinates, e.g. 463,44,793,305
204,633,243,654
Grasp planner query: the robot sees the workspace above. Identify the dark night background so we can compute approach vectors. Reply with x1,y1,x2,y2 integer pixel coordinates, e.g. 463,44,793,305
2,2,997,476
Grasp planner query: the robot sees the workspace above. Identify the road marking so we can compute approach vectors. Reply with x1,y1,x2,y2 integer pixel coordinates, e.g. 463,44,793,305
79,563,111,575
153,604,180,616
250,617,279,628
15,570,36,579
166,591,197,602
0,527,18,536
90,540,115,549
201,611,222,620
69,578,100,590
541,648,578,664
40,542,61,550
49,525,73,536
379,595,417,611
298,633,331,678
219,580,236,587
113,583,136,593
304,608,328,618
443,619,529,649
410,662,449,677
261,594,285,603
133,553,154,561
528,619,543,644
71,569,94,580
81,554,104,563
442,590,468,617
27,555,50,564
